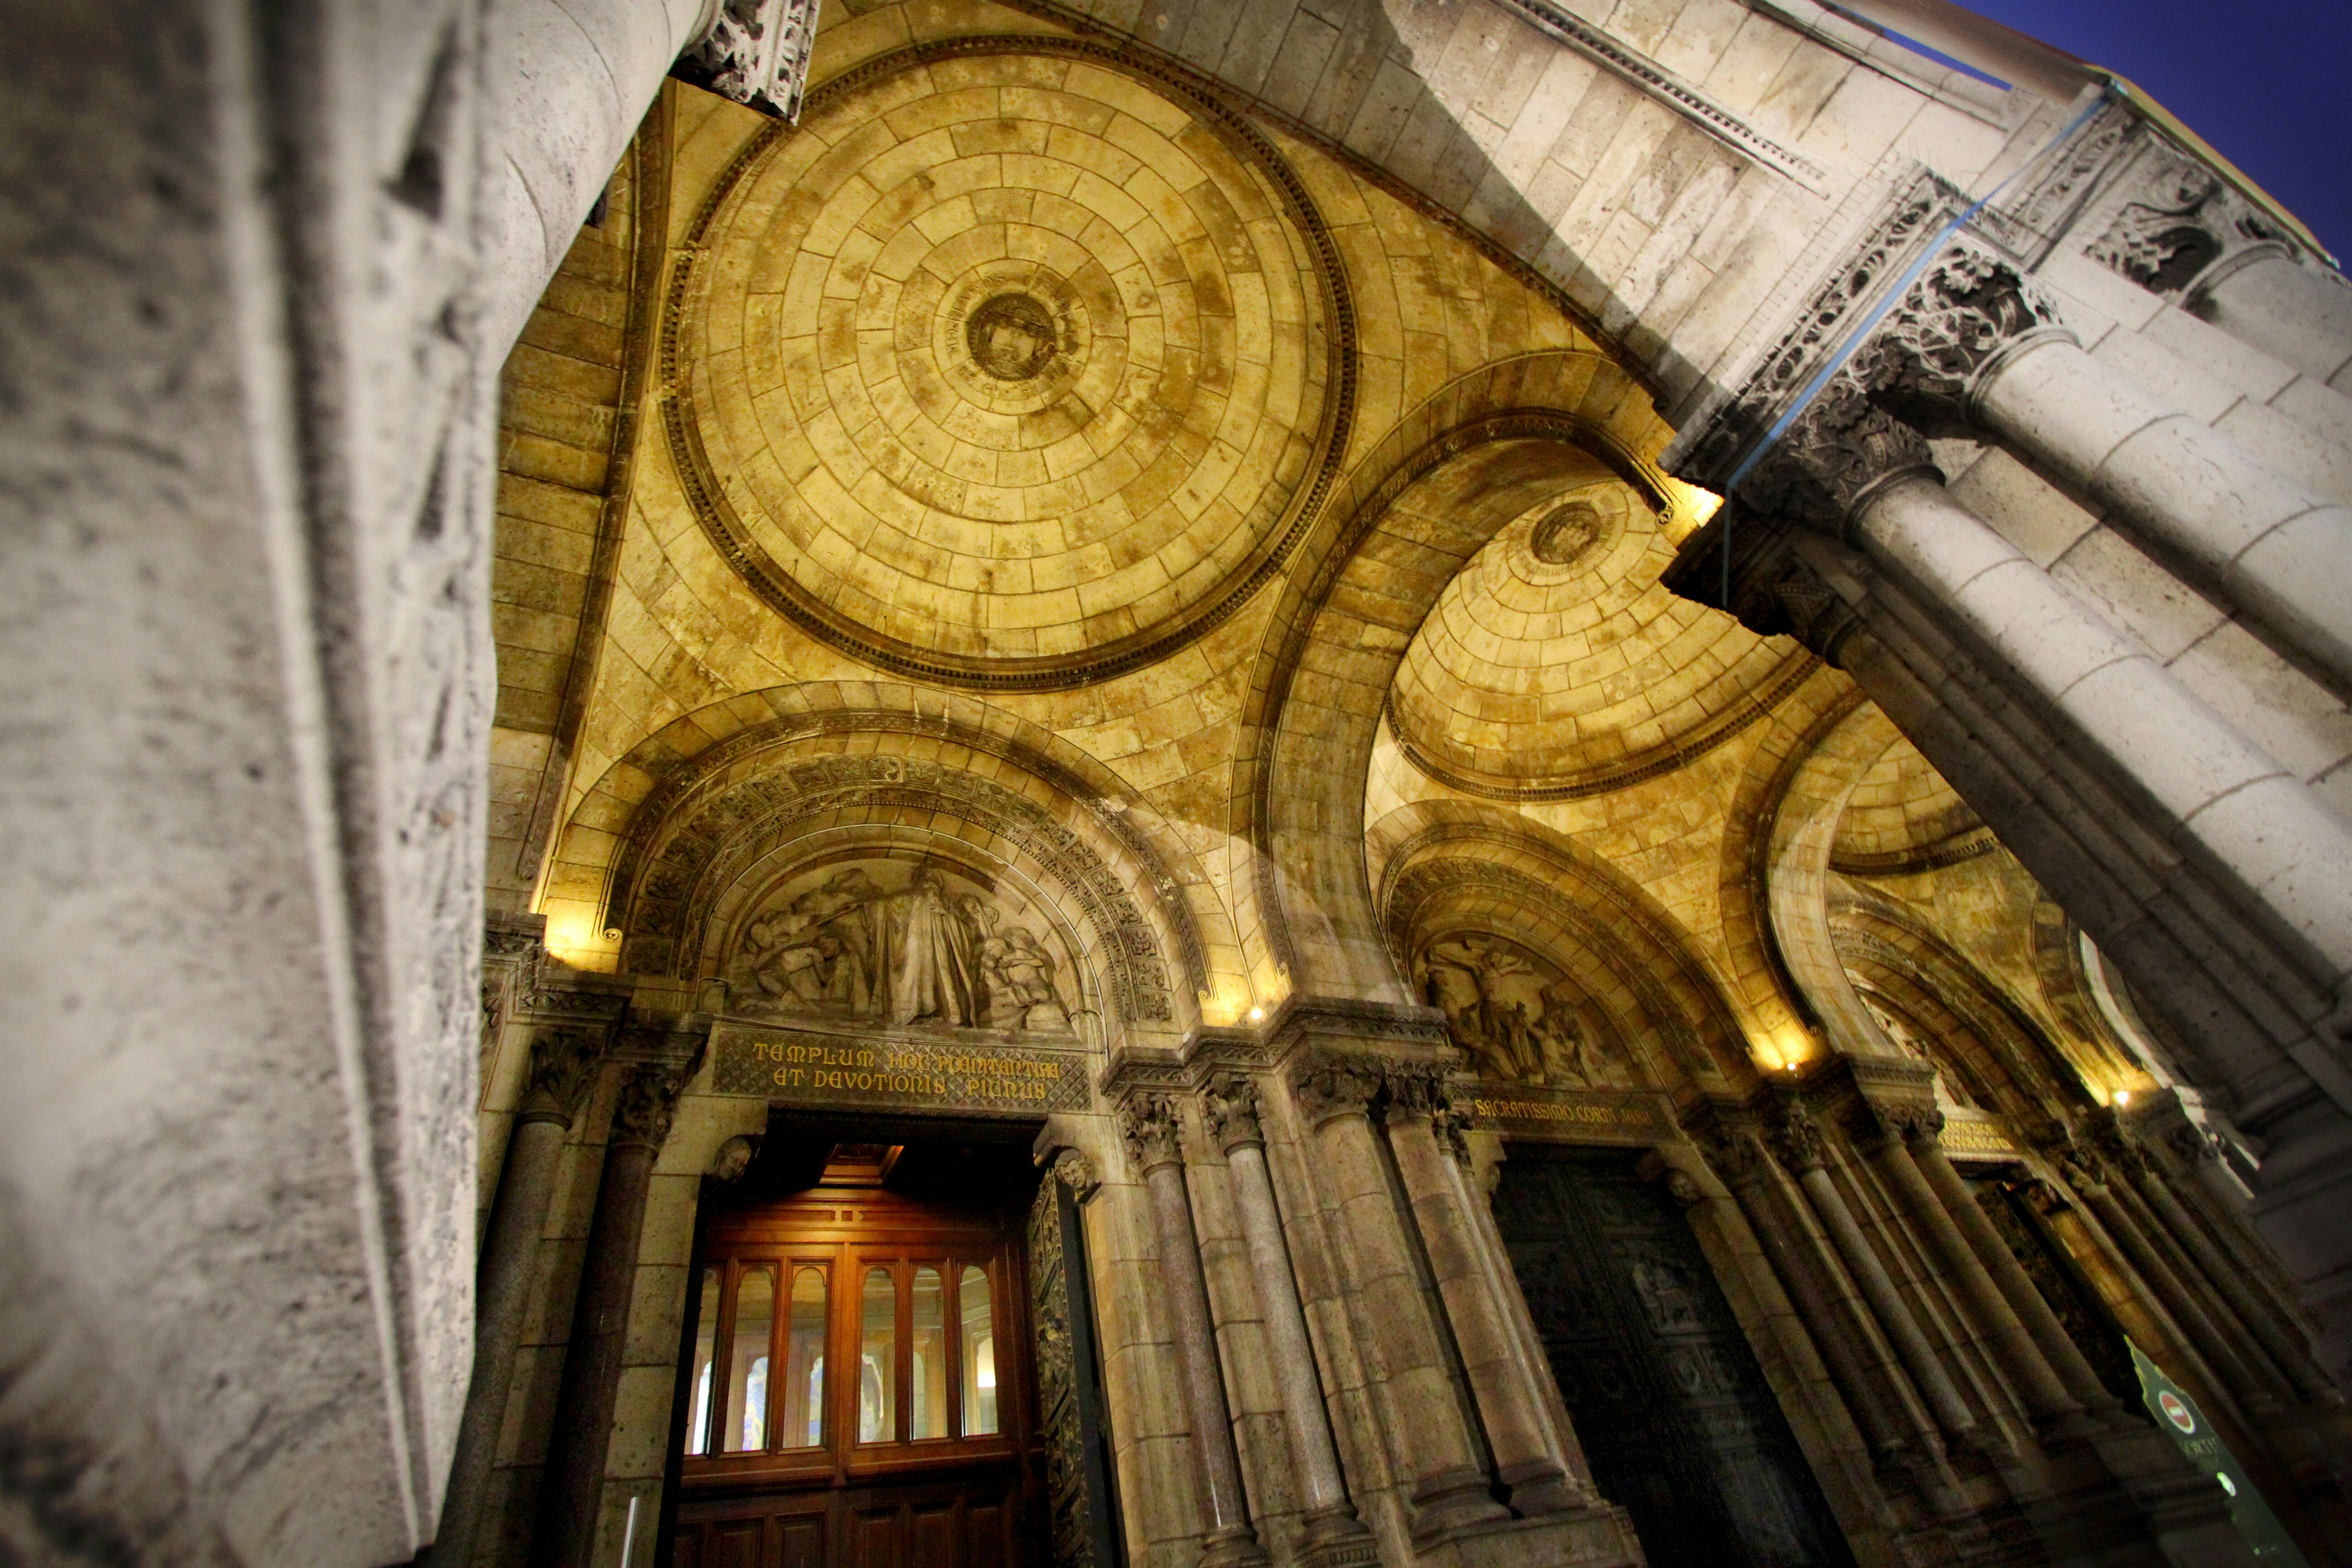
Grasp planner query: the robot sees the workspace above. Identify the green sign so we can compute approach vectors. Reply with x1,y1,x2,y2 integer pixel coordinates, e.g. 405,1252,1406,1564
2131,1341,2309,1564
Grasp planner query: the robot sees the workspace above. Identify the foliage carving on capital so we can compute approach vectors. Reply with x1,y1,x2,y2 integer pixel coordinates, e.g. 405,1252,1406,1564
521,1028,603,1126
1744,377,1940,535
672,0,819,122
1290,1051,1386,1128
1118,1094,1186,1173
611,1061,690,1151
1895,1104,1946,1147
1848,245,2072,436
1700,1126,1769,1186
2085,142,2295,299
1767,1099,1828,1175
1201,1074,1264,1153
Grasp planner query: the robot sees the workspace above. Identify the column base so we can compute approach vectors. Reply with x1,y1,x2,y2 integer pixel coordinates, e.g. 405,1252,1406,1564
1407,1467,1510,1540
1496,1459,1585,1518
1297,1504,1380,1568
1410,1504,1643,1568
1200,1524,1271,1568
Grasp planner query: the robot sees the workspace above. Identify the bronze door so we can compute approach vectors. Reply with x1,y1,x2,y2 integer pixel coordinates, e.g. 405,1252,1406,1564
1494,1151,1853,1568
671,1178,1039,1568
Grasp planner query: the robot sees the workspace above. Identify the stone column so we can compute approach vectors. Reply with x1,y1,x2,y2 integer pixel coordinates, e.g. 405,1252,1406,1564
1290,1054,1509,1538
1852,1100,2085,1433
1704,1127,1928,1468
1770,1101,1984,1450
1200,1076,1374,1564
430,1028,603,1567
1904,1117,2121,1419
1852,242,2352,694
1382,1074,1581,1516
529,1059,688,1568
1119,1095,1270,1568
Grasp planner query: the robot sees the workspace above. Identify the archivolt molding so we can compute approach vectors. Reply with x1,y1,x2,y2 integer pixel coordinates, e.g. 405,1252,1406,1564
657,34,1357,692
1230,355,1671,984
1370,802,1755,1097
1826,885,2088,1129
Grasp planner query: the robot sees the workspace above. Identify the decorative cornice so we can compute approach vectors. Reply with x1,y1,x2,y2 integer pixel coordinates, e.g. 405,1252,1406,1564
1118,1093,1186,1174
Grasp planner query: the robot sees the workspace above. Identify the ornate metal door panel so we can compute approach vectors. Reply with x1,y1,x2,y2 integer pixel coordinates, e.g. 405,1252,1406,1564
1493,1152,1852,1568
1026,1171,1122,1568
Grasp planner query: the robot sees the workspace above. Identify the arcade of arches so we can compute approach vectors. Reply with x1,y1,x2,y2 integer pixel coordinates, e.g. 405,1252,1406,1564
17,2,2352,1568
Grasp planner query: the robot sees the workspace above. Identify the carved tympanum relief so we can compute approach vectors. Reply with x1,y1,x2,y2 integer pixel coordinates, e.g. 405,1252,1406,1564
728,859,1075,1038
1857,991,1975,1110
1416,931,1613,1088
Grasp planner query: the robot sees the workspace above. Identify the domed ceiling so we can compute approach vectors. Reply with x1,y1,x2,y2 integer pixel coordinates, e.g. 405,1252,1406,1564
671,45,1342,688
1387,479,1811,797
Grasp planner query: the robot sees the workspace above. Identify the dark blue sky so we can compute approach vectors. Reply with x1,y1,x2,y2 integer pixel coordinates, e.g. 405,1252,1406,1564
1958,0,2349,262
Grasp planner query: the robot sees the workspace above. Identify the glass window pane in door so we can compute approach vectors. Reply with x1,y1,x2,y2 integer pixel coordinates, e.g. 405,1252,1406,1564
960,1264,998,1436
911,1267,946,1439
723,1267,774,1452
685,1265,720,1455
780,1266,827,1449
858,1267,896,1443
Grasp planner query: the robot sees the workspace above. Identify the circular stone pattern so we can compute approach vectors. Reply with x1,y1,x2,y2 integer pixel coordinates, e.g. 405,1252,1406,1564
1388,480,1811,795
678,47,1336,678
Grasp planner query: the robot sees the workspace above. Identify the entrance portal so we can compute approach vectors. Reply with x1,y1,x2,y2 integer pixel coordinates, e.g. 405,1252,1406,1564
1493,1151,1853,1568
669,1140,1045,1568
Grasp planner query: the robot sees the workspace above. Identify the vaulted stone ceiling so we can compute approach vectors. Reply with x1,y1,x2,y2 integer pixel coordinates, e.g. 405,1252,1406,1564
672,45,1340,685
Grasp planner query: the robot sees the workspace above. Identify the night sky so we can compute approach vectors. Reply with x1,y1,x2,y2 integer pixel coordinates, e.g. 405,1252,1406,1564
1956,0,2350,262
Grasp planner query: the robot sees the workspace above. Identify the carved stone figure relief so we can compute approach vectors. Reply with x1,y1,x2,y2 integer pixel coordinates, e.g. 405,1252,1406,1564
728,858,1076,1038
1416,931,1609,1088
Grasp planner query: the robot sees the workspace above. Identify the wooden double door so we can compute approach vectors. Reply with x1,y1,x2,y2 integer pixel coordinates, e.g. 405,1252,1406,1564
669,1163,1041,1568
1493,1151,1853,1568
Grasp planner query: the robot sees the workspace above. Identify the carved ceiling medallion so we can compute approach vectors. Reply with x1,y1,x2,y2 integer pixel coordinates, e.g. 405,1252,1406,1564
666,39,1351,691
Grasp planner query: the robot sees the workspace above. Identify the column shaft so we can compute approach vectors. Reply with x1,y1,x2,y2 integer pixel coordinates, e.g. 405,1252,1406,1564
432,1112,570,1566
1123,1097,1267,1568
1908,1136,2118,1417
2073,1167,2272,1414
1851,472,2352,987
1797,1161,1982,1445
1976,338,2352,693
529,1062,684,1568
1296,1074,1506,1538
1225,1141,1358,1521
1864,1126,2080,1427
2132,1163,2333,1404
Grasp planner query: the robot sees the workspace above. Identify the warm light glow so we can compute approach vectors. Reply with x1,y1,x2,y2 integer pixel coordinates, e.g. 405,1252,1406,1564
1248,1006,1264,1022
2113,1089,2132,1108
1659,479,1725,544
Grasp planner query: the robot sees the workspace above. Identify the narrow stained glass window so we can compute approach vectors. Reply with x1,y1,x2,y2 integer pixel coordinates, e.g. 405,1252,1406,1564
911,1266,946,1439
780,1265,826,1449
723,1268,774,1452
859,1266,896,1443
685,1265,720,1455
960,1264,997,1436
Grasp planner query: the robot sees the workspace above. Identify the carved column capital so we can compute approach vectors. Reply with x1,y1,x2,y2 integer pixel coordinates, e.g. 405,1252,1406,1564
671,0,819,121
1118,1093,1186,1174
1746,376,1941,537
1290,1051,1385,1128
1895,1103,1946,1147
520,1027,604,1127
1849,243,2074,435
2086,140,2299,299
1201,1073,1264,1154
1767,1098,1828,1175
610,1061,689,1151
